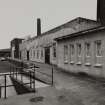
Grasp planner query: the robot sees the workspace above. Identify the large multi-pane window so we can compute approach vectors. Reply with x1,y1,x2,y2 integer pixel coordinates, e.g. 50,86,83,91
85,42,91,57
70,44,75,56
69,44,75,63
64,45,68,62
77,43,81,56
95,40,102,56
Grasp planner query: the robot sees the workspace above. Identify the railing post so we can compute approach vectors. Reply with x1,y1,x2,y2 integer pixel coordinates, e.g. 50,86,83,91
0,86,1,98
10,64,11,77
13,66,14,78
21,71,23,82
33,65,36,92
16,67,17,80
30,71,32,88
52,66,53,86
4,74,6,99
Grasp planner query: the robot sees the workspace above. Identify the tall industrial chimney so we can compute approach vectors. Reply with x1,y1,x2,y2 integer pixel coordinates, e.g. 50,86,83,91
37,18,41,36
97,0,105,25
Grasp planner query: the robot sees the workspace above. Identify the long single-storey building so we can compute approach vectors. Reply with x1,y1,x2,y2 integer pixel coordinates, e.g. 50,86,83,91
15,0,105,78
19,17,101,65
55,25,105,78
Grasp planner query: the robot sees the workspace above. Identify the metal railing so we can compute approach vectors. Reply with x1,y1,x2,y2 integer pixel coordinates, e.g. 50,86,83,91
0,62,54,99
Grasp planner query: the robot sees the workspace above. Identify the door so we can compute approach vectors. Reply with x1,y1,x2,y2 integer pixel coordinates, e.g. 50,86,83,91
45,47,50,64
27,51,29,60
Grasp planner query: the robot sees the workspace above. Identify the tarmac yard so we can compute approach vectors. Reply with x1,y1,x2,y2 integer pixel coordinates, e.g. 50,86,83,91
1,61,105,104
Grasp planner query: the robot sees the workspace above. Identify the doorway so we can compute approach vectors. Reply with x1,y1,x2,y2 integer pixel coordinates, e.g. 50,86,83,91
27,51,29,61
45,47,50,64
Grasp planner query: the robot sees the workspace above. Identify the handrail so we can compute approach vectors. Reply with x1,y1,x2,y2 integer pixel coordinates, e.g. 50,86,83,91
0,59,54,99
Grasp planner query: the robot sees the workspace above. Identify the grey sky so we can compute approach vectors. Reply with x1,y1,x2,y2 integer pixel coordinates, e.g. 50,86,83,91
0,0,97,49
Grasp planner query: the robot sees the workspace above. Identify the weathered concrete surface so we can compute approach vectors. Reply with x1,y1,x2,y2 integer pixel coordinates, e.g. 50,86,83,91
23,61,105,105
1,61,105,105
0,87,83,105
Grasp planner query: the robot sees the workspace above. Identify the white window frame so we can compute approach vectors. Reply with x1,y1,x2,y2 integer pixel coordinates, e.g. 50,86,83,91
77,43,82,57
69,44,75,64
95,40,102,57
85,42,91,57
64,45,68,63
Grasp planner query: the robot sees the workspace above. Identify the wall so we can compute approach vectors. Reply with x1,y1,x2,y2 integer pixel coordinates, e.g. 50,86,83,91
57,30,105,78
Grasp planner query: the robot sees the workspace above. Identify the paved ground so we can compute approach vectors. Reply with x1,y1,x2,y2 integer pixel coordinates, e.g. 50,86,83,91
26,61,105,105
0,87,84,105
1,60,105,104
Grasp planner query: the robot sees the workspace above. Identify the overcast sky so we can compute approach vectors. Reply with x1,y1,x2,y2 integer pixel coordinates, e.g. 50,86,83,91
0,0,97,49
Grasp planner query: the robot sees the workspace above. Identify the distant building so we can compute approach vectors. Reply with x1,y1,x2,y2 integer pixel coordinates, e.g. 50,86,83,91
19,0,105,78
11,38,23,59
0,48,11,57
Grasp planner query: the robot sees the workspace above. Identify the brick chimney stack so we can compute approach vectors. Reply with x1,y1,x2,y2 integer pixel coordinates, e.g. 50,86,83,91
37,18,41,36
97,0,105,25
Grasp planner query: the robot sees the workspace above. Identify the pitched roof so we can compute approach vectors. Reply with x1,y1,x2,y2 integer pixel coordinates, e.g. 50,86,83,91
24,17,102,42
41,17,101,36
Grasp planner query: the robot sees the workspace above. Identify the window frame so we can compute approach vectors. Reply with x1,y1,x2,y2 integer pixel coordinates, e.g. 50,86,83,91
85,42,91,57
95,40,102,57
77,43,82,57
64,45,69,63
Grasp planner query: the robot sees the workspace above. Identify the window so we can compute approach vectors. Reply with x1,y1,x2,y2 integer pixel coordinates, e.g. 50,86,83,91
53,43,56,58
85,43,91,57
64,45,68,62
95,40,102,56
33,50,35,58
41,49,43,58
77,43,81,56
70,44,74,56
37,49,39,59
69,44,75,63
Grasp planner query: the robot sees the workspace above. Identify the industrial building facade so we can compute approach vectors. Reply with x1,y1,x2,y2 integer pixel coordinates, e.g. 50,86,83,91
55,26,105,78
13,0,105,78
